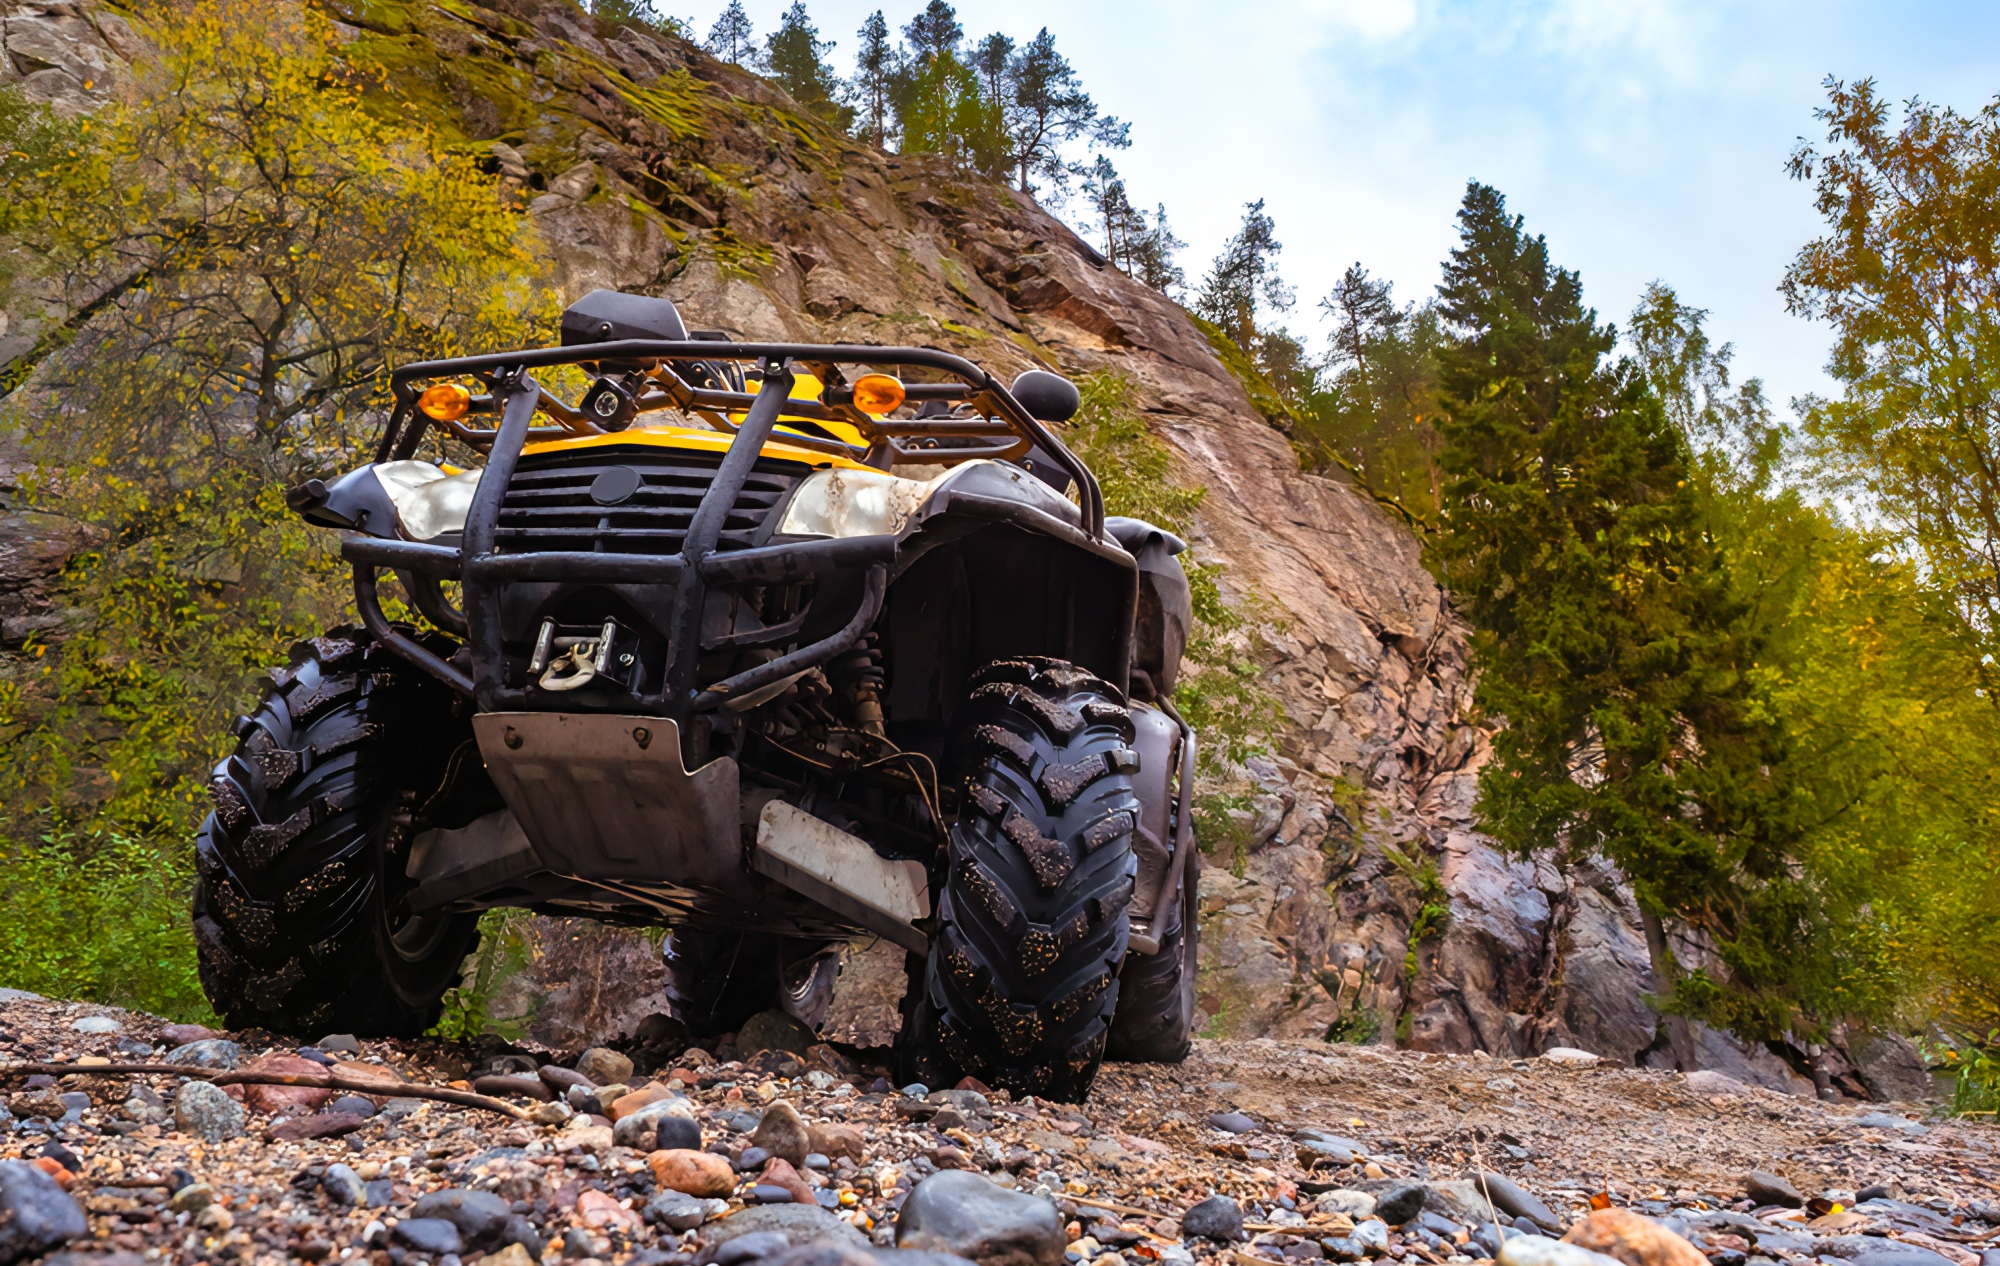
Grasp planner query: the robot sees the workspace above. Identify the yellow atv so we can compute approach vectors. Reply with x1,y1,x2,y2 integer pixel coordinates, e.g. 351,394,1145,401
194,291,1197,1099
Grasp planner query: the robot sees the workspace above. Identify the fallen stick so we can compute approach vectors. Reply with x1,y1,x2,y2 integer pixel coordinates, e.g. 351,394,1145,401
0,1061,530,1121
1072,1196,1168,1220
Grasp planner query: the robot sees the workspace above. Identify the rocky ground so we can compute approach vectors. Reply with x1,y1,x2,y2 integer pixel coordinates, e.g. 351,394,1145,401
2,990,1995,1266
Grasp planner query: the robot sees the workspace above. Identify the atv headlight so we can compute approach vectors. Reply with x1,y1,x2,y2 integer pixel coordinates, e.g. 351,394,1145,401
374,460,482,542
775,467,940,539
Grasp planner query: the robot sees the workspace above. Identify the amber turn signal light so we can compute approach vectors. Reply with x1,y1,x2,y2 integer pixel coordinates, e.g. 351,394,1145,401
851,373,905,415
419,383,471,422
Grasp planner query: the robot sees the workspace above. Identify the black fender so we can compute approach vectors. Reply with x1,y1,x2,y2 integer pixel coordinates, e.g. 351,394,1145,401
880,462,1139,742
1105,517,1192,701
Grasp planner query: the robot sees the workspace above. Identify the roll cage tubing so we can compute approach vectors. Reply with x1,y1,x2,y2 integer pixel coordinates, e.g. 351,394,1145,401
352,342,1108,711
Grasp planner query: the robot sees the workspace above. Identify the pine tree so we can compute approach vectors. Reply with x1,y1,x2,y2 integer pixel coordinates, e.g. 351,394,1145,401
1430,181,1809,1059
763,2,854,128
971,32,1013,106
1001,28,1127,195
705,0,754,63
901,0,961,61
1303,266,1444,519
1129,202,1186,295
593,0,668,25
850,11,896,147
1083,155,1138,264
1192,199,1293,350
1082,158,1183,295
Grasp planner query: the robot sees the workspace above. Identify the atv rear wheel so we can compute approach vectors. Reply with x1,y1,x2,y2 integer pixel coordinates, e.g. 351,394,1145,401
898,657,1140,1101
1106,846,1199,1062
193,630,481,1036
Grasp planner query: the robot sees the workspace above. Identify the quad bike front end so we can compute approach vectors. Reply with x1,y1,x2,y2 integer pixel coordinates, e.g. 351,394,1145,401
196,292,1200,1098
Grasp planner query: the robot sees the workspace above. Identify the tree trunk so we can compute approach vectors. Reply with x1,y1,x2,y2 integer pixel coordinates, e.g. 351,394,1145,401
1639,907,1699,1071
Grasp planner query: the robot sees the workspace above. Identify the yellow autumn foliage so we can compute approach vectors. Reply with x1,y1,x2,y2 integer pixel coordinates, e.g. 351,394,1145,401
0,0,556,1016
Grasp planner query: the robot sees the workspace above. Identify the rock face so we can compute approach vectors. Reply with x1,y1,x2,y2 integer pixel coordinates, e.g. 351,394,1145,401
0,0,1934,1094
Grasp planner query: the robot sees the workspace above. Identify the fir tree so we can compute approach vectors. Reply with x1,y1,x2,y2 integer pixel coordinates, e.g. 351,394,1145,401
849,11,896,147
705,0,754,63
1430,181,1808,1059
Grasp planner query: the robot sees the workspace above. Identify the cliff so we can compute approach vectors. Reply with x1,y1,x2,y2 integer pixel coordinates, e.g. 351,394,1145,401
0,0,1936,1101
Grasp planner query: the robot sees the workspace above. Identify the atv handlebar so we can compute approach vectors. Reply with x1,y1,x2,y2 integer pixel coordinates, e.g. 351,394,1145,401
379,339,1104,538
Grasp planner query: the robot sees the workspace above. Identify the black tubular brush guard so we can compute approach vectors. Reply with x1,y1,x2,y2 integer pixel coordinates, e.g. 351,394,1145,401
343,342,1105,719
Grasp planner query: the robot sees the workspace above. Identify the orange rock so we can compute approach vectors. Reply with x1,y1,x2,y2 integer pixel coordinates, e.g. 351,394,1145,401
577,1188,643,1233
33,1157,75,1188
665,1067,699,1085
760,1157,816,1205
1563,1208,1708,1266
648,1148,735,1198
610,1085,673,1121
239,1055,332,1115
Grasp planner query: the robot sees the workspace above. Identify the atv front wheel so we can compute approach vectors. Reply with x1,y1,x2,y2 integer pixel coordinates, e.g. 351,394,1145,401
899,657,1140,1101
193,630,480,1035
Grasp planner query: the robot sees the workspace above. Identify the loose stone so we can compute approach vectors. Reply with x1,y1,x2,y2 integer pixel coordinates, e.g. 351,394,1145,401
321,1162,366,1206
898,1170,1066,1266
411,1188,511,1250
575,1047,634,1086
163,1039,241,1070
1742,1171,1805,1209
393,1218,465,1256
0,1160,87,1265
1181,1195,1245,1243
649,1148,737,1197
172,1081,245,1142
751,1099,812,1166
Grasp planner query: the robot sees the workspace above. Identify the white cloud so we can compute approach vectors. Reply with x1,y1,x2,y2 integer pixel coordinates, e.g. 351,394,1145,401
1292,0,1421,40
688,0,2000,408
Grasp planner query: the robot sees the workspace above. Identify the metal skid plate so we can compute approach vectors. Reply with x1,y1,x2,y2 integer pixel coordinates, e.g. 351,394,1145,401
473,712,742,889
752,800,931,954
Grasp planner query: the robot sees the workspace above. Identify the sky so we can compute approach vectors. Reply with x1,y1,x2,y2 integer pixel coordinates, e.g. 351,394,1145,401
682,0,2000,412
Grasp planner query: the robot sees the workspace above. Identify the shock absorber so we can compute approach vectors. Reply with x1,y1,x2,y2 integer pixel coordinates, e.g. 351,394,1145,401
828,633,886,737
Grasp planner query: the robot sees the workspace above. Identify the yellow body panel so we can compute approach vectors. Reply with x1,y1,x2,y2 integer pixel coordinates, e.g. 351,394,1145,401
747,369,869,449
523,372,873,467
521,423,875,471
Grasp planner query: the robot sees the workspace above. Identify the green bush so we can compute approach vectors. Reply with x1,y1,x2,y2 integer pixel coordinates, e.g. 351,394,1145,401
0,827,213,1021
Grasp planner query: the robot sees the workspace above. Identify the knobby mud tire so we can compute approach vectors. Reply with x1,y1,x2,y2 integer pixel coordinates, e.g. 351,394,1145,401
193,628,480,1036
899,657,1140,1101
664,929,844,1039
663,930,782,1039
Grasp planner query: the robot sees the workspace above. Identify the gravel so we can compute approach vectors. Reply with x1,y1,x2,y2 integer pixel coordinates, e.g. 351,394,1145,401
1,992,1995,1266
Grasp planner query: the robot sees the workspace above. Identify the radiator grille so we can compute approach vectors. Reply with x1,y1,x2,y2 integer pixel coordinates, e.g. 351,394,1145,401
496,446,802,555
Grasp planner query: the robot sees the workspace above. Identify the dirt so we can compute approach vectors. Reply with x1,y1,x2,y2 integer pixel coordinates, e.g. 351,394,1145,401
3,991,1997,1266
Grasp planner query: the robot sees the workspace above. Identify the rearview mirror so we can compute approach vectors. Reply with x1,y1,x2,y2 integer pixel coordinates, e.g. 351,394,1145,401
1011,370,1080,423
